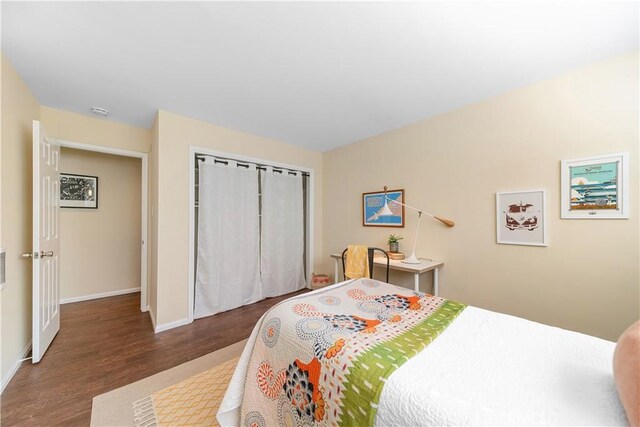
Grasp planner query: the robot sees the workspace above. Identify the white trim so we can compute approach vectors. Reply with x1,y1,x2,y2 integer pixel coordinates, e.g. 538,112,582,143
56,139,146,159
57,139,149,313
1,340,32,394
188,146,196,323
154,317,190,333
148,306,157,330
60,287,141,304
307,166,315,289
187,146,315,323
140,156,149,312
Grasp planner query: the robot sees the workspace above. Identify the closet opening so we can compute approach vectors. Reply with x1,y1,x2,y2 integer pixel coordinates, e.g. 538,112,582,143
187,148,314,322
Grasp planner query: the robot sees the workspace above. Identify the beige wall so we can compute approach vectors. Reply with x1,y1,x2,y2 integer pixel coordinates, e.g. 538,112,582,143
59,148,141,300
153,110,323,326
323,52,639,341
40,107,151,153
1,54,40,382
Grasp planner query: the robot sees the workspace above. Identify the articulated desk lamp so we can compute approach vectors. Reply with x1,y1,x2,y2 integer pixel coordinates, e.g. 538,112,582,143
381,186,455,264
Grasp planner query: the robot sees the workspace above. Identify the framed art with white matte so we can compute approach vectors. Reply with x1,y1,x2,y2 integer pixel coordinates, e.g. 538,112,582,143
561,152,629,219
496,190,547,246
60,173,98,209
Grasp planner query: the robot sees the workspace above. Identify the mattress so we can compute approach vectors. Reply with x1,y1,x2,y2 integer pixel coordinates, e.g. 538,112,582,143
218,281,627,426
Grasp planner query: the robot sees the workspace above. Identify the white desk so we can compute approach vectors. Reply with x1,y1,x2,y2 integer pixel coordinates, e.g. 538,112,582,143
330,253,444,296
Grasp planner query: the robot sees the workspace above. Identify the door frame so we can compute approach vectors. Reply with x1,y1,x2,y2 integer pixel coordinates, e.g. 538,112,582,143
56,139,149,312
187,146,315,323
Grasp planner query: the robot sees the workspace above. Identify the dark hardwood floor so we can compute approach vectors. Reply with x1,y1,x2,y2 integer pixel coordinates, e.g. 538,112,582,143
1,290,308,426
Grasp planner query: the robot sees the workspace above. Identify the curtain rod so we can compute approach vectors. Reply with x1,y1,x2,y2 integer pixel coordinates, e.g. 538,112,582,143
196,154,310,177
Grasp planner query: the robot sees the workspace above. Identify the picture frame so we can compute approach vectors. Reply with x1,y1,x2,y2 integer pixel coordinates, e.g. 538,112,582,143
363,189,405,227
496,190,547,246
560,152,629,219
60,173,99,209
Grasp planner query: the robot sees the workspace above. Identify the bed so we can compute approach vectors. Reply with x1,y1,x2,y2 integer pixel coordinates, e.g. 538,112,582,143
217,278,627,426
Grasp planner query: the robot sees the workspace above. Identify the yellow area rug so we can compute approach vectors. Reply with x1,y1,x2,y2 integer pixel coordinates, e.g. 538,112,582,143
133,356,239,427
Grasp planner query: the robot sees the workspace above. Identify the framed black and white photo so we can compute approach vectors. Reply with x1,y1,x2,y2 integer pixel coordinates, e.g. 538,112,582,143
60,173,98,209
561,152,629,219
496,190,547,246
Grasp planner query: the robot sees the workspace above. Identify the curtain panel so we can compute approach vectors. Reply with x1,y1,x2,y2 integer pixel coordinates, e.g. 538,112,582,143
260,170,306,298
194,160,262,319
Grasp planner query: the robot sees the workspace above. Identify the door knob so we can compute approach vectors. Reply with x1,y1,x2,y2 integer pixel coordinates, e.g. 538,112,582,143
22,251,53,259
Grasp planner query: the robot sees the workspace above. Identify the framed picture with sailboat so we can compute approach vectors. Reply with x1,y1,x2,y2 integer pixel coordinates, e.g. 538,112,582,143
363,189,405,227
561,152,629,219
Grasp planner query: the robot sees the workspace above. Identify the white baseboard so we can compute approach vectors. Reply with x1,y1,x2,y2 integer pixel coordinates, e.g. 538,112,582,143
154,317,191,333
60,287,141,304
1,340,32,394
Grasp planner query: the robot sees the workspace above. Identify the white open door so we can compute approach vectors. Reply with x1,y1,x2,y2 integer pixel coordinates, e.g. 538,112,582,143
30,120,61,363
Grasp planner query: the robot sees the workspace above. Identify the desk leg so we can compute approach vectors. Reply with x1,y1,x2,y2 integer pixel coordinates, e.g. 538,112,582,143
334,258,339,283
433,268,439,297
414,273,420,293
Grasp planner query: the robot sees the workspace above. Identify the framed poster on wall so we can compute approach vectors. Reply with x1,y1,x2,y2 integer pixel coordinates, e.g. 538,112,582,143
60,173,98,209
363,189,404,227
496,190,547,246
560,152,629,219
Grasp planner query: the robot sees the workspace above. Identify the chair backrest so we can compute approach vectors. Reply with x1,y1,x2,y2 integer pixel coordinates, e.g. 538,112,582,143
341,247,390,283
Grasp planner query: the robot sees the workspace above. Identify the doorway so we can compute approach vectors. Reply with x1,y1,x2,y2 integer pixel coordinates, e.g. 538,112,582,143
57,140,149,312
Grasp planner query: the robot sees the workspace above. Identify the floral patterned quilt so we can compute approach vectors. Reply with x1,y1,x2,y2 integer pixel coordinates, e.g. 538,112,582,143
239,278,466,426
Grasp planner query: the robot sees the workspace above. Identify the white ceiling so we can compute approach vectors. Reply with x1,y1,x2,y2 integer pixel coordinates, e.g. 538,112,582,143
2,2,638,152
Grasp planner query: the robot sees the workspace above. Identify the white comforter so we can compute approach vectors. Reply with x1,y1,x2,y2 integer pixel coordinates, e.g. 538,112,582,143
218,287,626,426
376,306,626,426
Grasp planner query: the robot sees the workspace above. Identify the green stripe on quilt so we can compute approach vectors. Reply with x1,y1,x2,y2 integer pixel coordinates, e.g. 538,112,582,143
339,300,466,426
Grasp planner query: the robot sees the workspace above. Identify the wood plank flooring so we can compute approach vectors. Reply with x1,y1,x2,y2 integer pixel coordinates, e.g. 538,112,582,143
1,290,308,426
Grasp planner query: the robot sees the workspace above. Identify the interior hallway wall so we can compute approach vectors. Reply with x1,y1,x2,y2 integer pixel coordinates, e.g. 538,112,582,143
40,106,151,309
40,107,151,153
0,54,40,385
59,148,142,301
322,52,639,341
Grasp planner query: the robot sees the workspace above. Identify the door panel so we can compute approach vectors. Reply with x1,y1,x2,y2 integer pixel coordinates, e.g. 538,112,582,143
32,120,60,363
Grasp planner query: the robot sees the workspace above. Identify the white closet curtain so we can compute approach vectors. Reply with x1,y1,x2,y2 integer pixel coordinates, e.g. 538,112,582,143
194,160,262,319
261,170,306,298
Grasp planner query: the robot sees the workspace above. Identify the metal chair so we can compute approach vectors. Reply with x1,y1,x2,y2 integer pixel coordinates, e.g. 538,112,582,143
341,247,390,283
